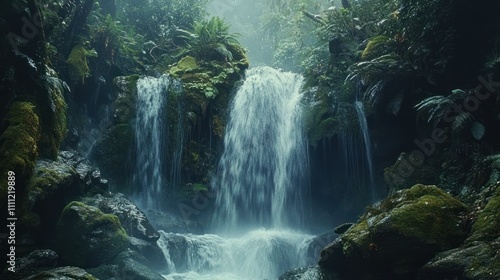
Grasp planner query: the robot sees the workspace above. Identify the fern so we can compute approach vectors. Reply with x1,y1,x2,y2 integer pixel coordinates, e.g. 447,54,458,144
346,53,401,83
414,89,468,126
176,16,243,62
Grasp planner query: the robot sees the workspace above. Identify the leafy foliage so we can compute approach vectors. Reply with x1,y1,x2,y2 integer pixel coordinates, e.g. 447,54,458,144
414,89,468,127
177,16,244,62
88,14,140,65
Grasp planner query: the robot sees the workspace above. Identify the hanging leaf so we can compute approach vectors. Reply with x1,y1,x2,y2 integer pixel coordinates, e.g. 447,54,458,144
470,122,485,140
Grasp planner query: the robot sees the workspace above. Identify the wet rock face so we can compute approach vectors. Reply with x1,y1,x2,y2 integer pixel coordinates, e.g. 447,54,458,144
87,250,166,280
55,201,128,268
27,151,108,240
418,185,500,280
319,184,469,279
129,237,168,272
0,249,58,280
23,266,97,280
279,265,340,280
84,193,160,242
418,239,500,280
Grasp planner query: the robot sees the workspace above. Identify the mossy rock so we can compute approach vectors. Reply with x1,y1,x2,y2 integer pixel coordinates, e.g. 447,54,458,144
320,184,468,279
55,201,128,267
0,102,40,209
467,185,500,242
26,158,83,239
24,266,97,280
169,56,199,74
418,239,500,280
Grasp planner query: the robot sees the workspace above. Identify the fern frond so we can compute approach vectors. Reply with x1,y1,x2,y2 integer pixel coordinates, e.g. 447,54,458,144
414,88,470,127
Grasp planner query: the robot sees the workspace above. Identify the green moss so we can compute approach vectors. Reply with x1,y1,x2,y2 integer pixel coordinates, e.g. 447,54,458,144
390,193,466,245
169,56,199,74
361,35,392,60
469,186,500,241
342,219,371,257
66,45,98,83
343,185,468,259
0,102,40,200
56,201,128,267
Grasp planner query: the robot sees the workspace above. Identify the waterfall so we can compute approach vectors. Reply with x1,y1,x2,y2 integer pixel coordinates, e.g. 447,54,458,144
132,74,183,211
354,100,376,201
213,66,310,232
158,67,314,279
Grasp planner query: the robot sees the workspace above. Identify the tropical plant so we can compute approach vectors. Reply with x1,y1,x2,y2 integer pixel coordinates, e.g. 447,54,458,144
89,14,140,64
176,16,244,62
414,89,488,141
414,89,469,127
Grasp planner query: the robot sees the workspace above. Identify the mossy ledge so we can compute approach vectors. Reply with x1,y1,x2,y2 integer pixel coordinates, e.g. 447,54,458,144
0,101,41,210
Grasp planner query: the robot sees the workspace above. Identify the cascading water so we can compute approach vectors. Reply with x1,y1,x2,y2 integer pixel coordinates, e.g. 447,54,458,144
132,74,183,211
159,67,314,280
159,229,313,280
213,66,310,232
354,100,376,201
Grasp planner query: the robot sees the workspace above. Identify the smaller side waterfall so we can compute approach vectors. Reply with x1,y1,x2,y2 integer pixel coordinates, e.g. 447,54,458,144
132,75,183,211
354,101,376,201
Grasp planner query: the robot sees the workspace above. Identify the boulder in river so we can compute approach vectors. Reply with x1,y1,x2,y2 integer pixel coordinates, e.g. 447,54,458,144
55,201,128,267
84,193,160,241
319,184,469,279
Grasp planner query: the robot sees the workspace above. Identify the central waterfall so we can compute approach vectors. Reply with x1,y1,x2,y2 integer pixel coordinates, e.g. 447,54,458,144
160,67,314,279
213,66,311,233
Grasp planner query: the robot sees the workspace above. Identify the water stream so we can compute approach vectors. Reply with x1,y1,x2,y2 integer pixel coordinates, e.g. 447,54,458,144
354,100,376,201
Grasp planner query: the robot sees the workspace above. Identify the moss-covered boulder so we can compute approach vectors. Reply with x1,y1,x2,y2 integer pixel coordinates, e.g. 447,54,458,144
24,266,97,280
467,185,500,242
418,239,500,280
418,185,500,279
27,158,81,239
319,184,468,279
55,201,128,267
83,193,160,242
